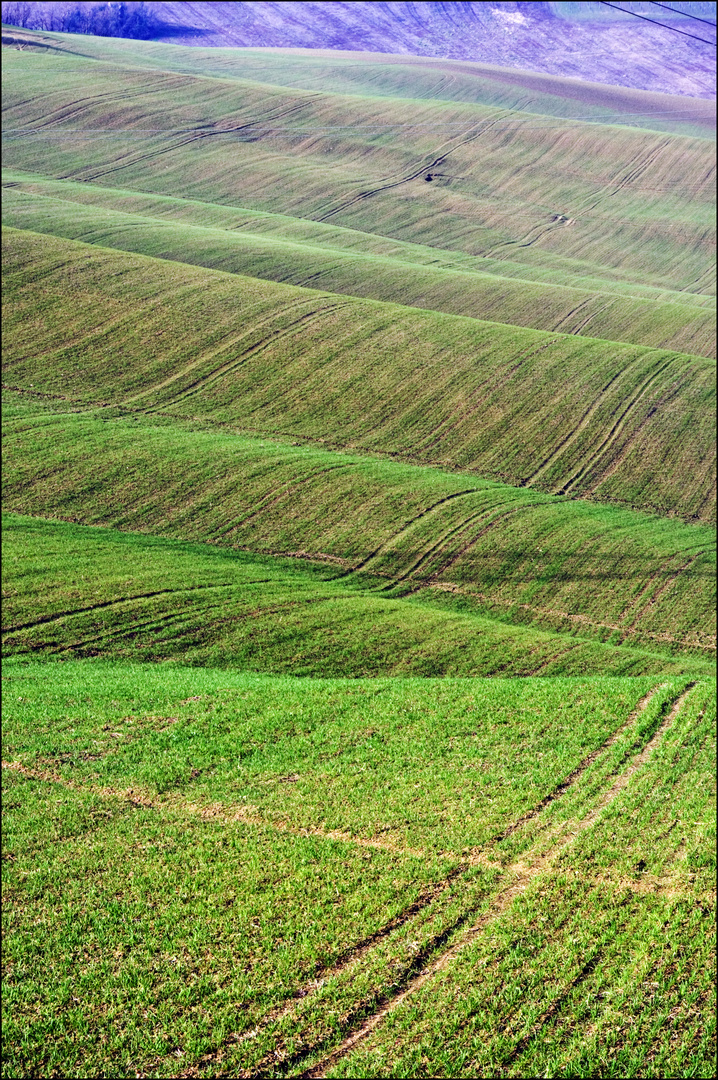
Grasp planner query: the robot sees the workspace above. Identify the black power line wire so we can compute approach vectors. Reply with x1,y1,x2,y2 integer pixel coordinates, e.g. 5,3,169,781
648,2,717,26
598,1,717,42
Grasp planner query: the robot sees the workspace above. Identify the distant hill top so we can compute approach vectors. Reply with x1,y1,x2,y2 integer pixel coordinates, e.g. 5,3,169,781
2,1,716,98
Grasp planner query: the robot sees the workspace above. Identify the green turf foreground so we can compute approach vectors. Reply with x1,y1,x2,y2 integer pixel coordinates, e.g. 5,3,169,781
2,660,715,1077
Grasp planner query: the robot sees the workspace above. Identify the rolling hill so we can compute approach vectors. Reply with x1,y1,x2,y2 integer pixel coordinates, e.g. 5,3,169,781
3,1,716,97
2,24,715,1080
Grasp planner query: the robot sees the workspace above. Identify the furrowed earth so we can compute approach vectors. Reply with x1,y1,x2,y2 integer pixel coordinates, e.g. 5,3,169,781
1,24,715,1079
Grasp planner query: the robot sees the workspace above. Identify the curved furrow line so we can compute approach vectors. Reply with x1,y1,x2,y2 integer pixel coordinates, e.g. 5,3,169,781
372,506,501,590
340,488,481,578
570,299,616,336
80,98,317,183
316,118,506,222
483,212,574,257
155,300,356,414
576,140,671,214
301,682,696,1079
556,355,680,496
429,503,529,579
388,494,542,589
56,608,201,655
550,296,593,333
580,379,687,501
519,356,647,489
621,554,702,641
208,463,358,541
47,593,343,659
132,300,353,417
122,295,316,405
2,581,237,634
9,80,172,132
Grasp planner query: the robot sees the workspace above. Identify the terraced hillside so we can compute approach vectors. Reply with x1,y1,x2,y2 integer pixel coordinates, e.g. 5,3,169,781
2,26,716,1079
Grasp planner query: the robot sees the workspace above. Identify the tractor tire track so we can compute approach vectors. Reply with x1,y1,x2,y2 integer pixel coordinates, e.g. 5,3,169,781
5,683,691,1078
556,355,681,497
340,488,480,579
80,99,317,183
520,354,649,489
428,503,528,580
316,119,506,222
302,682,695,1078
581,381,687,501
486,686,667,846
551,297,593,334
146,301,354,416
383,506,501,588
576,140,670,214
2,582,236,635
570,299,616,336
245,684,677,1077
121,296,320,406
389,496,539,588
621,554,702,641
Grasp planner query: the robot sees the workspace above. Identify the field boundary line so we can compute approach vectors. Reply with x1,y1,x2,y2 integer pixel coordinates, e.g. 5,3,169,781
0,761,437,859
301,681,696,1078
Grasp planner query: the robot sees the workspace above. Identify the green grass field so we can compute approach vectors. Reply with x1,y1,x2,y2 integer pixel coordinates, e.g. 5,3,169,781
3,398,715,658
4,229,715,522
2,23,715,1078
3,181,715,356
3,662,715,1077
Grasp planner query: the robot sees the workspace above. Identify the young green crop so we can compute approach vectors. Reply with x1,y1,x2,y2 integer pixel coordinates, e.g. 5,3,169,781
327,681,716,1079
2,39,713,289
3,512,711,678
4,184,714,356
4,29,714,136
3,662,714,1077
7,170,711,306
3,397,715,658
1,28,715,1076
4,229,715,522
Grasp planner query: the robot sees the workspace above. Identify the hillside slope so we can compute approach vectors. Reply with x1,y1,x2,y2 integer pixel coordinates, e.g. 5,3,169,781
4,397,714,659
3,2,716,97
4,228,715,523
2,27,716,1080
3,41,714,288
4,181,714,356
